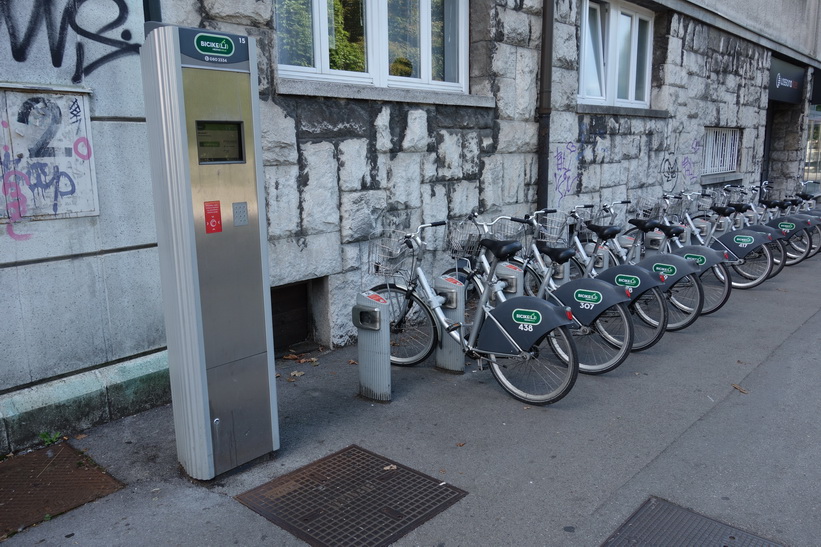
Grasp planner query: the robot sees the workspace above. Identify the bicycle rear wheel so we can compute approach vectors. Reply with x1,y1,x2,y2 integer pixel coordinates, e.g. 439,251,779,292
629,286,668,351
371,284,437,366
573,302,634,374
666,273,704,330
766,240,786,278
489,325,578,405
784,228,811,265
699,262,732,315
730,243,773,288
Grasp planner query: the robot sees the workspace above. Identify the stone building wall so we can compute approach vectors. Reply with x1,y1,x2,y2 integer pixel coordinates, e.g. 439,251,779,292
548,9,772,210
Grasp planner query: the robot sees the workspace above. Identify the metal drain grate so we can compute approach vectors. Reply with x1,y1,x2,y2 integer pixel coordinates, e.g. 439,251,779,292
0,443,123,537
236,445,467,546
603,496,784,547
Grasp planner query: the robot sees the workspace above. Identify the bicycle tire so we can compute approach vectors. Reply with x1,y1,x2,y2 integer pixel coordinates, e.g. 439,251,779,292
629,286,668,351
665,273,704,331
807,224,821,258
729,242,773,289
573,302,634,375
371,284,437,366
766,240,786,278
783,228,811,265
699,262,732,315
489,325,579,405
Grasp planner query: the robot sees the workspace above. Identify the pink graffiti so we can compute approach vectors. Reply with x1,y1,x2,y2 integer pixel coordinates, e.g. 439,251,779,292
73,136,92,160
3,168,33,241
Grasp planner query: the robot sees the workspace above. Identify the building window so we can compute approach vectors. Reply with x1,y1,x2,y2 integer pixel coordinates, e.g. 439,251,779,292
579,0,653,108
275,0,468,93
702,128,740,175
805,106,821,182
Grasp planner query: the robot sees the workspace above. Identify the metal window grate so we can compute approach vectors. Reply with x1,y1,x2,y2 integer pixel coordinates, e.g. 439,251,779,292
702,127,740,175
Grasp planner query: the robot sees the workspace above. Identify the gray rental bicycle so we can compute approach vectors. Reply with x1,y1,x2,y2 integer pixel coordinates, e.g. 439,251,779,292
367,221,580,406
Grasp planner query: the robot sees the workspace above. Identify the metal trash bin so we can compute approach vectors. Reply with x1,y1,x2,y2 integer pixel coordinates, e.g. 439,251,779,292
352,291,391,402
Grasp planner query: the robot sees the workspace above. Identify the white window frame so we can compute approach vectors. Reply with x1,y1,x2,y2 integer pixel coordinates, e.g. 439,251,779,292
276,0,469,94
702,128,741,175
579,0,654,108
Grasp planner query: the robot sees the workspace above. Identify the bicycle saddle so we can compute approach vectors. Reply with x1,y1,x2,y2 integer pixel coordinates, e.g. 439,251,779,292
628,218,661,232
710,205,736,217
758,199,782,208
480,238,522,260
655,224,684,238
797,192,820,201
728,202,753,213
585,223,621,241
534,242,576,264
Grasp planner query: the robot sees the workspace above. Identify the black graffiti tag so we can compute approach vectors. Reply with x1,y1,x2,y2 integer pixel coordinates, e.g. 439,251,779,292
1,0,140,83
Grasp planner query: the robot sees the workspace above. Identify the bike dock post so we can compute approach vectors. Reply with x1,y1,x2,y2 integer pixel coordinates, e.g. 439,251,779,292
351,291,392,402
435,274,466,373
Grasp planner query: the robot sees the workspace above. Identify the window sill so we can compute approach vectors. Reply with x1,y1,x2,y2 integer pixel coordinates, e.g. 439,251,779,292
276,78,496,108
576,103,670,118
700,173,743,187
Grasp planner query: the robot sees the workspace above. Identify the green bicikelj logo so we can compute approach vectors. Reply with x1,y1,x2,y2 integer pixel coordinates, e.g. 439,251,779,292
614,274,640,288
684,253,706,265
574,289,603,304
733,234,755,245
513,309,542,325
195,33,235,56
653,263,677,276
778,222,796,231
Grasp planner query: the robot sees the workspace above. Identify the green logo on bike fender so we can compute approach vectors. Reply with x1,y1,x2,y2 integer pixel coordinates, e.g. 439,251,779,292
653,263,677,276
733,234,755,245
684,253,706,265
614,274,640,288
512,309,542,325
778,222,796,231
574,289,603,304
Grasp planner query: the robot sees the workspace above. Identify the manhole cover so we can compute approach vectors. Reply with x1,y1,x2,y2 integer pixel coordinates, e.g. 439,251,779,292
603,496,784,546
0,442,123,538
236,444,467,546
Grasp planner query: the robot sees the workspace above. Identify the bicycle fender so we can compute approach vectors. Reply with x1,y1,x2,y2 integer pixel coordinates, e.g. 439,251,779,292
550,278,631,326
592,264,664,304
764,216,811,237
475,296,573,355
636,254,700,288
744,223,788,240
670,245,727,269
711,229,770,259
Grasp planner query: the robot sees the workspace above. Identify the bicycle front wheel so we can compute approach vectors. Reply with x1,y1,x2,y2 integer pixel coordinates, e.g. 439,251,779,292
730,243,773,289
371,284,437,366
699,262,732,315
573,302,634,374
489,325,579,405
666,273,704,330
629,286,668,351
783,228,811,265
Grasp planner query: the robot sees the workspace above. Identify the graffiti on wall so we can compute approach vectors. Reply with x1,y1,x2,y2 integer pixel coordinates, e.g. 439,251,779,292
659,137,704,192
1,90,98,240
553,142,582,208
1,0,140,84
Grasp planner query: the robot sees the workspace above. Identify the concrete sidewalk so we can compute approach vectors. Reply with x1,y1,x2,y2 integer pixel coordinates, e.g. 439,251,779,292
5,257,821,546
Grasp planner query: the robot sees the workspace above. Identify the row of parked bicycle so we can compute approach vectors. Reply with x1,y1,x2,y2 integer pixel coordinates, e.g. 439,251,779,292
363,181,821,406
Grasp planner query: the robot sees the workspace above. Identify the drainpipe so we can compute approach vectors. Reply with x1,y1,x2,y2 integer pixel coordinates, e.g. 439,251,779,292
536,0,554,209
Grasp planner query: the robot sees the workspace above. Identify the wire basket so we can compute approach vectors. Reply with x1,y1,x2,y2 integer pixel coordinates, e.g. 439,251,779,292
631,196,663,220
535,211,568,245
368,229,410,276
488,218,527,242
447,218,482,258
723,186,748,204
697,193,715,211
665,195,691,219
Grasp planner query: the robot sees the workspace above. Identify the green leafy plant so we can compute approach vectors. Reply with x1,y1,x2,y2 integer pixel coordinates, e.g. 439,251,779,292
38,432,62,446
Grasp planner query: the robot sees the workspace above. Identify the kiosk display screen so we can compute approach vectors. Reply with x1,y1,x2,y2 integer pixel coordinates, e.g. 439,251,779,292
196,121,244,163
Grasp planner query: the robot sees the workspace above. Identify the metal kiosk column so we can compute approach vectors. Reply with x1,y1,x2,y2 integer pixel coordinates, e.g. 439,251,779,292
141,25,278,480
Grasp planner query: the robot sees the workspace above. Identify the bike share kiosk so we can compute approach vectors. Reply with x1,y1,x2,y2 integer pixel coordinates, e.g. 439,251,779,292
142,25,278,480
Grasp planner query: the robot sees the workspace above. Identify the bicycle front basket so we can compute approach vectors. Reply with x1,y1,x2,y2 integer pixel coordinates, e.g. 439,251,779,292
447,219,482,258
368,229,410,276
489,218,527,242
535,211,567,245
